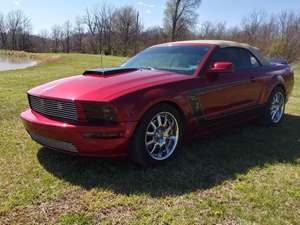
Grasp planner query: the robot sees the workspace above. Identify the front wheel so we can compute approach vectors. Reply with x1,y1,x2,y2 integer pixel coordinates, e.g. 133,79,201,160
262,87,286,126
129,104,183,166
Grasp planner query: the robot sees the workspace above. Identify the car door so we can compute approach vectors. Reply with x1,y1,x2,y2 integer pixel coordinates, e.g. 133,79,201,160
197,47,262,119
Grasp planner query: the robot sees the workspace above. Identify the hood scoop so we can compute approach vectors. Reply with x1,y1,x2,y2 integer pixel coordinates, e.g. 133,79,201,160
83,67,138,76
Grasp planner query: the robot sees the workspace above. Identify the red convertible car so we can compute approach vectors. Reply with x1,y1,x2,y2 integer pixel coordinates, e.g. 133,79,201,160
21,40,294,166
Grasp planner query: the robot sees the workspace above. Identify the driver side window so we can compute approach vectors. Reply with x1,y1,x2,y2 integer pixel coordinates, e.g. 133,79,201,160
211,47,261,70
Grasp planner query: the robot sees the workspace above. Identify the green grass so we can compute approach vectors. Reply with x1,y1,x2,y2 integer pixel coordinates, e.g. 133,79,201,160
0,53,299,225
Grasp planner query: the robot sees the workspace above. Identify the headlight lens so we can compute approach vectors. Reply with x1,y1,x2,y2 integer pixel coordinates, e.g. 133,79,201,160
82,103,118,123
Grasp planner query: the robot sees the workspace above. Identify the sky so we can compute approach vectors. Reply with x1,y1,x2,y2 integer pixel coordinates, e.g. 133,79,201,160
0,0,299,34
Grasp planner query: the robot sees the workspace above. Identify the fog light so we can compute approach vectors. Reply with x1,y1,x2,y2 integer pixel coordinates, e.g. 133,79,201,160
82,132,122,139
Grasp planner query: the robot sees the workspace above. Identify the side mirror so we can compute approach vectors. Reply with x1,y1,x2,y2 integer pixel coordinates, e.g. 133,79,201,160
207,61,234,74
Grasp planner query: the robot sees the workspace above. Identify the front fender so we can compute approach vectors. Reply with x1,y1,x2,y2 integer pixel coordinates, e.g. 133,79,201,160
114,88,191,122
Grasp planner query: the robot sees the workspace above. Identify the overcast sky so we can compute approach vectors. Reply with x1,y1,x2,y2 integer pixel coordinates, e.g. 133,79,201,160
1,0,300,34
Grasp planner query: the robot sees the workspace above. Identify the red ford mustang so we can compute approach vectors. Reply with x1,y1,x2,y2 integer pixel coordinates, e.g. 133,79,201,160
21,40,294,166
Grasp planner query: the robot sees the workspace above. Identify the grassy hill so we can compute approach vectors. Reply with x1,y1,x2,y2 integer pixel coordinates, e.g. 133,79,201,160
0,53,299,224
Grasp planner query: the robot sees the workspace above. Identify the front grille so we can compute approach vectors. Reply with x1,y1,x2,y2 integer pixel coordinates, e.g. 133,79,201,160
28,95,78,121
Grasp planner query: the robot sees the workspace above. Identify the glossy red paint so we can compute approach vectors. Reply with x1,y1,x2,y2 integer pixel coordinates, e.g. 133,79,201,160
27,70,193,103
21,109,137,157
208,62,234,73
21,41,294,158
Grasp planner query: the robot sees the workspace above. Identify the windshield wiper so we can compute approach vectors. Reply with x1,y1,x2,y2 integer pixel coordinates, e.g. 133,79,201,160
138,67,156,71
122,66,157,71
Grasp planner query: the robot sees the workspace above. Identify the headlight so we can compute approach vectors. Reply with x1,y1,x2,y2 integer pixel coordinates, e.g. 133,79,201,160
82,103,118,123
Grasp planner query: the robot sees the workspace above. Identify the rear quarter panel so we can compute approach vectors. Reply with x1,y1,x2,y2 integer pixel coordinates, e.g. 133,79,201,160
258,64,294,104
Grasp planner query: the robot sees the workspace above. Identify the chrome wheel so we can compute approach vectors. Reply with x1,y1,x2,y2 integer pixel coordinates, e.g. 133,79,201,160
270,92,285,123
144,112,179,161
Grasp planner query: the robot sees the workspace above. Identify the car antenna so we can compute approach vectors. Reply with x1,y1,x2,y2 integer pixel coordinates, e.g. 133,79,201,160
100,49,104,74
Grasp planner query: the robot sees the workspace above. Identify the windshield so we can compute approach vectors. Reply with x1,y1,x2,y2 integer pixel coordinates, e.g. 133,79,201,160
122,45,211,75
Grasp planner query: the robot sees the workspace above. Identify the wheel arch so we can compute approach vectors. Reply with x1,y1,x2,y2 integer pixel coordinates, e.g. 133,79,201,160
267,83,287,102
154,100,187,125
274,84,286,98
136,100,187,131
261,75,287,103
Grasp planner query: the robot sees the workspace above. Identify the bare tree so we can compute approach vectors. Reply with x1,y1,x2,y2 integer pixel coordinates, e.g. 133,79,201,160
164,0,201,41
38,29,50,52
83,8,98,53
98,4,116,55
51,25,62,53
257,15,278,53
199,21,213,38
73,16,85,53
0,6,299,63
0,13,7,48
6,10,30,50
140,26,168,48
199,21,225,39
62,21,72,53
19,15,32,51
86,4,117,55
113,6,141,55
271,12,300,62
241,10,266,45
133,11,144,54
94,6,107,54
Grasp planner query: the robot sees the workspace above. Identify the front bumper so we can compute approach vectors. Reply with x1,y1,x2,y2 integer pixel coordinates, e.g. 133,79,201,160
21,109,138,158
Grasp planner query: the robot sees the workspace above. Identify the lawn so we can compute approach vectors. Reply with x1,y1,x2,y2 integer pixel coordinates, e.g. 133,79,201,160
0,53,299,225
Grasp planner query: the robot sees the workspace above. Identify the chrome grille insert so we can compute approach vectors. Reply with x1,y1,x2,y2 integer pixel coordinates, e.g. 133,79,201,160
28,95,78,121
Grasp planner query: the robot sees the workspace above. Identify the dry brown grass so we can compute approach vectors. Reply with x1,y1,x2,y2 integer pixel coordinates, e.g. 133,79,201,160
0,50,62,65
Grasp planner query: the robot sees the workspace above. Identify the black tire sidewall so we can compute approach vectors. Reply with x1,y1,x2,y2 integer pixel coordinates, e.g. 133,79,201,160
129,104,184,166
263,87,286,126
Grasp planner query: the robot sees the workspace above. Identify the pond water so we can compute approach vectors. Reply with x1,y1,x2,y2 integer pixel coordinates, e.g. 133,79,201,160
0,56,37,72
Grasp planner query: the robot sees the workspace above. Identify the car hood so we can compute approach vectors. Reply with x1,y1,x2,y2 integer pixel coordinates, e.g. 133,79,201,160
28,69,191,102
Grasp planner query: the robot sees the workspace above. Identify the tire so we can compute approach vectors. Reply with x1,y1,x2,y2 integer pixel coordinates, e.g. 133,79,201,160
129,104,184,167
261,87,286,126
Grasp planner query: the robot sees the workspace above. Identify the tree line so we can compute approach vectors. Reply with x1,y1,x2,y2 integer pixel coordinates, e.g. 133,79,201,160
0,0,299,62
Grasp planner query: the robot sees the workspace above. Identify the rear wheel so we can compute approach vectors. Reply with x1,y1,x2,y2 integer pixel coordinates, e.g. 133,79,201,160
262,87,286,126
129,104,183,166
